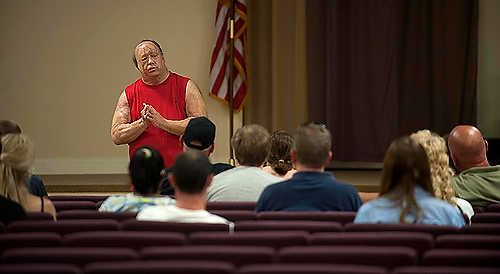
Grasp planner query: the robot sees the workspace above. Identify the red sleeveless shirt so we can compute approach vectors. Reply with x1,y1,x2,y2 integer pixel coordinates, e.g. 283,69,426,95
125,72,189,167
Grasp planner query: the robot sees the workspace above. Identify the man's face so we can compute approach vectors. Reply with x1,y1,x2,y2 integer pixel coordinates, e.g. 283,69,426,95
134,42,165,77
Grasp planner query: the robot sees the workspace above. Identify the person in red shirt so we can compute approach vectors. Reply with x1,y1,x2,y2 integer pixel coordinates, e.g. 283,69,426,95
111,40,207,167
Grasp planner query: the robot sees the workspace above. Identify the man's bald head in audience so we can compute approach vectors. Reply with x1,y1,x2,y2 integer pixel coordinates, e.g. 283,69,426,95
448,125,489,172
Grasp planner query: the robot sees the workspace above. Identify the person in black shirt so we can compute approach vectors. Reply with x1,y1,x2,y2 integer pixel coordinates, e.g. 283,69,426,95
0,195,27,225
160,117,233,196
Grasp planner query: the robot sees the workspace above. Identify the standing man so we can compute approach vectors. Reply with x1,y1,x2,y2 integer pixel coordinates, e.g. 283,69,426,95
448,125,500,207
111,40,207,167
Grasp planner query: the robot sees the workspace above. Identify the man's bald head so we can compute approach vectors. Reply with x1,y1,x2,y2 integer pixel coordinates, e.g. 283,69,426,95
448,125,489,172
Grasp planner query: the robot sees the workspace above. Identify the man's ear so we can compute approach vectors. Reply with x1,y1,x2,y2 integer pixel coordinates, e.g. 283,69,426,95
485,139,489,152
205,173,214,188
168,173,176,189
291,149,297,166
209,144,215,154
324,151,333,167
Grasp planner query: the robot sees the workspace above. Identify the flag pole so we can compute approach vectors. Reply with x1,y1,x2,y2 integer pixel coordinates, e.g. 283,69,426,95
228,0,236,165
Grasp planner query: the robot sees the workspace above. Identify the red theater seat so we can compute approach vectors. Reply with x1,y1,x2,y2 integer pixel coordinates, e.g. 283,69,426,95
309,232,434,254
344,223,460,236
485,203,500,213
422,249,500,267
7,220,119,235
435,234,500,250
140,246,274,267
189,231,308,248
257,211,356,224
463,223,500,235
235,220,342,233
120,219,231,233
84,260,234,274
0,232,62,253
392,266,500,274
63,231,186,249
206,201,257,211
49,195,108,203
26,212,54,221
57,210,137,221
209,210,257,221
471,213,500,223
52,201,97,211
278,246,417,268
0,263,82,274
237,264,387,274
2,247,139,266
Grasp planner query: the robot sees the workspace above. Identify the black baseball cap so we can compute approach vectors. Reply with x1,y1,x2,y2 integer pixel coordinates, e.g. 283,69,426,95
182,117,216,150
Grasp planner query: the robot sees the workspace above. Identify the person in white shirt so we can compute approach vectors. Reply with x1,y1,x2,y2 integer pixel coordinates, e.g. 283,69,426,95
137,150,231,225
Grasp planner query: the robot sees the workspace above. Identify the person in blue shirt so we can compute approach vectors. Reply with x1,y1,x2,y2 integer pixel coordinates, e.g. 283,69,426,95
354,136,465,227
256,122,362,212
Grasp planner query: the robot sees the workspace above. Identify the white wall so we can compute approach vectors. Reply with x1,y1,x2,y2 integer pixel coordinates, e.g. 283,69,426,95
0,0,241,175
478,0,500,138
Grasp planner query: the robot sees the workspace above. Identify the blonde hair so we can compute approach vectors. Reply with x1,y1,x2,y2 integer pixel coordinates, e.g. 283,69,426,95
410,130,456,206
0,134,34,208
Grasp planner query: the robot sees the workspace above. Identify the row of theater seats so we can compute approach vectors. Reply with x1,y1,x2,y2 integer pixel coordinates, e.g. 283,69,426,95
2,230,500,252
47,195,500,212
1,231,500,272
20,209,500,225
1,196,499,273
3,218,500,235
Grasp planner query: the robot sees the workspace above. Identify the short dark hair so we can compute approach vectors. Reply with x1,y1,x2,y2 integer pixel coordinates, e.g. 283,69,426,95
294,122,332,168
128,146,165,195
132,39,163,69
173,150,213,194
231,124,271,166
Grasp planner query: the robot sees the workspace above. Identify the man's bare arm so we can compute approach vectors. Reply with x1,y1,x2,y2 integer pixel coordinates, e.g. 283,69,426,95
146,80,207,136
111,90,149,145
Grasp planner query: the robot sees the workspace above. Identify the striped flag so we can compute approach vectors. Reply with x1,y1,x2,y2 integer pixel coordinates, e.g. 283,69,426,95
209,0,248,112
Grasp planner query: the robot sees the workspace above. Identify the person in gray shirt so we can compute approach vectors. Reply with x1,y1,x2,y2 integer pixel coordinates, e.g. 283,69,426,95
207,124,282,202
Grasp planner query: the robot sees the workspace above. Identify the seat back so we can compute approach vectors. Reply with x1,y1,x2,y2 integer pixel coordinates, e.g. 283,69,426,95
84,260,234,274
309,232,434,254
120,219,231,234
206,202,257,211
7,220,120,235
26,212,54,221
436,234,500,250
471,213,500,223
140,246,274,267
422,249,500,267
57,210,137,221
344,223,460,236
0,263,82,274
235,221,343,233
278,246,417,268
257,211,356,224
52,201,97,211
0,232,62,253
393,266,500,274
237,264,388,274
209,210,257,221
63,231,186,249
2,247,139,266
190,231,308,248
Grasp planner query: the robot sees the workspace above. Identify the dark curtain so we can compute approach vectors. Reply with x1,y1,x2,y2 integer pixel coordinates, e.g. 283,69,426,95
307,0,478,162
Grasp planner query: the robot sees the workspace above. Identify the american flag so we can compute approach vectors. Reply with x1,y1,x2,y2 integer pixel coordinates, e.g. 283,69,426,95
209,0,248,112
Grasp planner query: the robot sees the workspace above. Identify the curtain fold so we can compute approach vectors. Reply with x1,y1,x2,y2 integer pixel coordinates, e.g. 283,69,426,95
308,0,478,162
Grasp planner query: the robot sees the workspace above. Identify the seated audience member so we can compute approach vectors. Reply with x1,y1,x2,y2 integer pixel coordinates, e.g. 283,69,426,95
448,125,500,207
99,146,174,212
206,124,282,202
255,123,362,212
354,136,465,227
262,130,296,179
0,120,48,197
0,195,27,224
0,134,56,219
411,130,474,222
137,151,232,224
160,117,233,196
